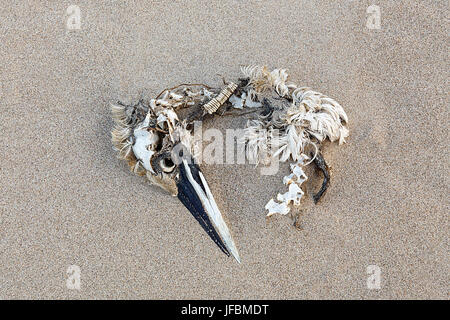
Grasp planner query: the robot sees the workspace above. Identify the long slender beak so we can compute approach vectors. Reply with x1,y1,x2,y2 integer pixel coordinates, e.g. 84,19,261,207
176,159,241,263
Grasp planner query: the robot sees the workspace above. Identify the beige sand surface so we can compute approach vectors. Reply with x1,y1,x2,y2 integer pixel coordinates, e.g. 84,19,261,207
0,1,448,299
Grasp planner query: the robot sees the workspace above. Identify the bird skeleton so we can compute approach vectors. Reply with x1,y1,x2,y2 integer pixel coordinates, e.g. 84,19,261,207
111,65,349,263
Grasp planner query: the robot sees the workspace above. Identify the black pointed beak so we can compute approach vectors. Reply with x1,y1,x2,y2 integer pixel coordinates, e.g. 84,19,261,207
176,159,241,263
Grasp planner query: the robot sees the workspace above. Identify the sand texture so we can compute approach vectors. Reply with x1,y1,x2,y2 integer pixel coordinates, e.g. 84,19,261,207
0,1,448,299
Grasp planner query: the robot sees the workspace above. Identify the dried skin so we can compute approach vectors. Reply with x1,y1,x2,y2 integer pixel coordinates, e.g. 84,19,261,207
311,151,330,204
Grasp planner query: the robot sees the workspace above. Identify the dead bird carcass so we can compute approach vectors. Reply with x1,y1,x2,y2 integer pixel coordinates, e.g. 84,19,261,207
111,65,349,263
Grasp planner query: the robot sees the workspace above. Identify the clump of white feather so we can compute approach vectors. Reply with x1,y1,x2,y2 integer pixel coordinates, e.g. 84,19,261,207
239,66,349,216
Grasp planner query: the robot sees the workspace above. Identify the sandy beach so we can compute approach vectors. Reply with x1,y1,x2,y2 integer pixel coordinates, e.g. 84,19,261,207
0,1,448,299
